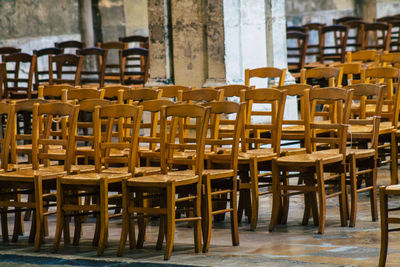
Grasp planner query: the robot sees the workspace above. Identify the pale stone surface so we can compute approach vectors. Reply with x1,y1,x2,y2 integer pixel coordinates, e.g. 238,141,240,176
124,0,149,36
99,0,126,42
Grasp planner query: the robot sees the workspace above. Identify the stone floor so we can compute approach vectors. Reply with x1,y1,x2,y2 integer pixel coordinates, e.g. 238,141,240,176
1,166,400,266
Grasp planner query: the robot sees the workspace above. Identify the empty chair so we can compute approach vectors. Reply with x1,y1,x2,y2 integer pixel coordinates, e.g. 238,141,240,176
319,25,349,63
346,50,379,67
245,67,286,87
77,47,107,88
157,85,191,101
389,21,400,52
287,31,308,76
49,54,83,86
363,22,392,51
33,47,63,89
286,26,306,33
3,52,37,99
333,16,362,25
120,48,149,86
98,41,127,84
119,35,149,49
344,20,365,52
0,47,21,62
303,23,325,63
300,67,343,87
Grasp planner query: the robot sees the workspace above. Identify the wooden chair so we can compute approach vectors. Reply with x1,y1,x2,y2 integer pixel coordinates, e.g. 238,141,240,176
214,85,253,98
319,25,349,63
53,104,143,256
379,184,400,266
55,40,86,54
120,48,149,86
0,47,21,62
0,102,79,251
118,104,210,260
286,31,308,76
362,23,392,51
38,84,72,101
3,52,37,99
269,87,353,234
101,85,131,101
66,88,105,102
33,48,63,90
156,85,191,102
97,41,127,84
379,51,400,68
286,26,306,33
333,16,362,25
244,67,286,87
49,54,83,86
120,88,162,104
77,47,107,88
119,35,149,49
333,62,364,85
300,67,343,87
363,67,400,182
0,63,5,99
343,83,384,227
346,50,379,67
343,20,365,52
237,88,287,230
303,23,325,63
388,20,400,52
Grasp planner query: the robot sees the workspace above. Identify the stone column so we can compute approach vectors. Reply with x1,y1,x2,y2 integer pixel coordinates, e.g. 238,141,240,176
171,0,206,88
203,0,226,87
265,0,287,70
99,0,126,42
146,0,173,86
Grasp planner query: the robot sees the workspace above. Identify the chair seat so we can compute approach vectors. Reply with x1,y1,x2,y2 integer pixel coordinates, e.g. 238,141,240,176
127,174,199,187
166,169,234,179
384,184,400,194
346,147,376,158
61,172,131,185
102,166,160,176
276,149,344,166
238,148,277,162
0,165,67,181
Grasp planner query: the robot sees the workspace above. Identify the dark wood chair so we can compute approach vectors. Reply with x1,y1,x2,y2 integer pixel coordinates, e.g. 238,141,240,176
120,48,149,86
0,63,5,99
343,20,366,52
97,41,127,84
333,16,362,24
33,48,62,90
363,22,392,51
389,21,400,52
4,52,37,99
286,26,306,33
287,31,308,76
55,40,85,54
0,47,21,62
319,25,349,63
303,23,325,63
49,54,83,86
77,47,107,88
119,35,149,49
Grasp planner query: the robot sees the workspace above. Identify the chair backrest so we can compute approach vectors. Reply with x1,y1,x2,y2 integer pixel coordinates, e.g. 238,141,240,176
334,16,362,24
303,23,326,62
245,67,286,87
307,87,353,154
376,15,398,23
77,47,108,88
156,85,191,101
286,26,306,33
344,83,384,150
300,67,343,87
33,47,63,89
160,104,210,176
343,20,366,52
32,102,79,172
388,21,400,52
362,22,392,51
0,102,15,170
240,88,287,154
55,40,86,53
346,50,379,65
182,88,224,103
214,85,253,98
38,84,73,101
49,54,83,86
97,41,127,84
0,63,5,99
278,84,312,144
119,35,149,49
120,88,162,104
334,62,364,85
67,88,105,102
379,51,400,67
286,31,308,73
4,52,36,99
319,25,349,63
94,104,143,173
205,101,245,170
101,85,131,100
120,48,149,86
0,47,21,62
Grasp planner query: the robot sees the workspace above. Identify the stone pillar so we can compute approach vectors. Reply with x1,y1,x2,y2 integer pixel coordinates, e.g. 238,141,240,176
99,0,126,42
79,0,94,47
146,0,173,86
265,0,287,70
171,0,206,88
203,0,226,87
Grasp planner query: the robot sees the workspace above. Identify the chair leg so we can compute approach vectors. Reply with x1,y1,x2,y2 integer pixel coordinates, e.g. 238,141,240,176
118,180,129,256
34,176,44,252
136,192,146,249
379,186,388,267
349,154,358,227
164,182,176,260
390,133,398,185
281,173,290,225
315,161,326,234
53,179,65,253
339,171,348,227
193,183,202,254
370,161,378,222
249,158,259,231
269,160,282,231
1,206,9,243
230,178,239,247
202,176,212,253
29,210,36,243
156,214,165,250
12,207,22,242
97,179,108,256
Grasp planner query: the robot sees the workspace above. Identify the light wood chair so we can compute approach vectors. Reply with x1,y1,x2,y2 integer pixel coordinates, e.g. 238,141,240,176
118,104,210,260
332,62,364,86
343,83,384,227
119,88,162,104
53,104,143,256
237,88,287,230
300,67,343,88
156,85,191,102
269,87,353,234
244,67,286,87
0,102,79,251
101,85,131,101
66,88,105,102
379,51,400,68
346,50,380,67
